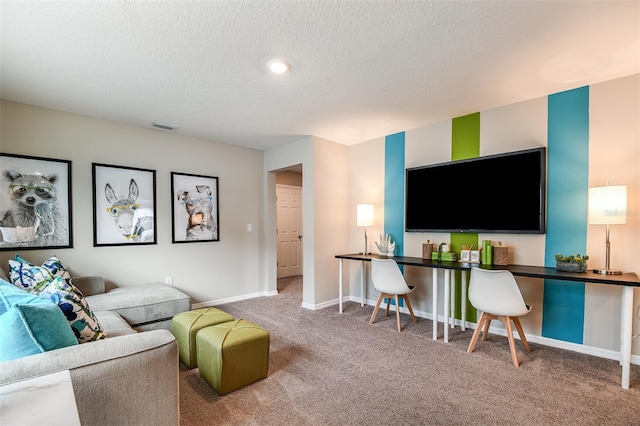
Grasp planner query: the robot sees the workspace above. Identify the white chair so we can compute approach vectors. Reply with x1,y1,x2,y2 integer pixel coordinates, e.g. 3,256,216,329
467,267,532,367
369,258,417,332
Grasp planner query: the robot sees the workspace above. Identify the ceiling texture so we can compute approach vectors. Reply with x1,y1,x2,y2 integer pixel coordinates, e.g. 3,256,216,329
1,1,639,151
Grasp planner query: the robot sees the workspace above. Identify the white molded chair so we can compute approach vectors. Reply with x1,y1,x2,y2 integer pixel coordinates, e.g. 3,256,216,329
467,267,532,367
369,258,417,332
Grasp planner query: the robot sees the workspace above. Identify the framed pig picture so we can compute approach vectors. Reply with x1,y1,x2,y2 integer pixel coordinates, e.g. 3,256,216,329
171,172,219,243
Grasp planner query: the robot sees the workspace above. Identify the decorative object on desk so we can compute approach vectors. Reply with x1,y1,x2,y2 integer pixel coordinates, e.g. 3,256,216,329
375,233,395,257
588,184,626,275
493,242,509,266
421,240,436,259
356,204,374,254
460,249,471,262
432,250,457,262
555,253,589,272
481,240,493,265
470,249,481,263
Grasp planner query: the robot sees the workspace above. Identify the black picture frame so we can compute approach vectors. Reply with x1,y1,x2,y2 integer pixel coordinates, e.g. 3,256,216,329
171,172,219,243
92,163,157,247
0,153,73,251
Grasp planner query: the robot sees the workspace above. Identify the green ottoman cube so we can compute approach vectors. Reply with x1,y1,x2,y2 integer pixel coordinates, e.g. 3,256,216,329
196,319,270,395
172,307,234,369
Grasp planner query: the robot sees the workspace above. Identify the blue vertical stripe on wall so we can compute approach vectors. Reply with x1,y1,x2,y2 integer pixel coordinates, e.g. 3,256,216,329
384,132,405,256
542,86,589,344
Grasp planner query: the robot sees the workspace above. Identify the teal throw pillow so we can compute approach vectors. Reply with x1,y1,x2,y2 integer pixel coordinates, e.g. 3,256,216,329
8,255,107,343
0,283,78,361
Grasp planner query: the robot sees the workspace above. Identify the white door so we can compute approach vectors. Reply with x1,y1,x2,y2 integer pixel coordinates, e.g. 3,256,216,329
276,185,302,278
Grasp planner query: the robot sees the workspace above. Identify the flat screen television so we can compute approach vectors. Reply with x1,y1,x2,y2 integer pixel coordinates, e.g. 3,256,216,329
405,147,546,234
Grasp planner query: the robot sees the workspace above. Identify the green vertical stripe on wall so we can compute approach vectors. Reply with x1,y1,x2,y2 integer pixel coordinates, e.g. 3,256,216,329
542,86,589,344
451,113,480,322
384,132,405,256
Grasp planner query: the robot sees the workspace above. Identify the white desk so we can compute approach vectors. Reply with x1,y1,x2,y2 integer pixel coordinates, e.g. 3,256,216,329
336,253,640,389
0,370,81,425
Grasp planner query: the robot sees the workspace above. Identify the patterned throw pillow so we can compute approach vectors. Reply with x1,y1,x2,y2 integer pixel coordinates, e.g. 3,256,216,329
8,255,107,343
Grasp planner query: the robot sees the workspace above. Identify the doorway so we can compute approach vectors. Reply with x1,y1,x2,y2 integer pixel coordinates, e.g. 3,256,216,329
275,167,303,292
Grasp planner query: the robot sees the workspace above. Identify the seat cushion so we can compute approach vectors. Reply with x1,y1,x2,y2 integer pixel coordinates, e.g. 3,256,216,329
94,310,137,338
86,283,190,327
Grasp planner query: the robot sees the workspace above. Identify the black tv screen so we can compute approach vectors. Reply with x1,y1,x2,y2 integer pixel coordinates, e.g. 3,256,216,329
405,147,546,234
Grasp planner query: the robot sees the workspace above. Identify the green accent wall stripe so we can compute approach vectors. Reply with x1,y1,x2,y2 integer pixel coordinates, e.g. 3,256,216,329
451,113,480,322
542,86,589,344
384,132,405,256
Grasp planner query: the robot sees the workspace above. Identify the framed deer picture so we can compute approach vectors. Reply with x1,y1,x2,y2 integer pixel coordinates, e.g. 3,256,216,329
170,172,219,243
92,163,157,246
0,153,73,251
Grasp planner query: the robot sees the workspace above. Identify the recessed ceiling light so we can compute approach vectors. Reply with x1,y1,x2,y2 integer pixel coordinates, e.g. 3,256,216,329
267,59,291,74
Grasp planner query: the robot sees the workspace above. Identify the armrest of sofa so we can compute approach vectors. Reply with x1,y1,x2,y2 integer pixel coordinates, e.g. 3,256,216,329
0,330,179,426
72,275,105,296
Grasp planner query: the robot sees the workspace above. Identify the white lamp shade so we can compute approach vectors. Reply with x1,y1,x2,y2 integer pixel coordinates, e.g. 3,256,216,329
588,185,627,225
357,204,374,227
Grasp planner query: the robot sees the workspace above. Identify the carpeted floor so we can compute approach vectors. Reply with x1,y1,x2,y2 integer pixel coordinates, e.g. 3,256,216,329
179,276,640,425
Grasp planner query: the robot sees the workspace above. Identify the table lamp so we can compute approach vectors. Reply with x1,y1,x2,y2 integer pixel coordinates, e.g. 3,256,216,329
357,204,374,255
588,184,627,275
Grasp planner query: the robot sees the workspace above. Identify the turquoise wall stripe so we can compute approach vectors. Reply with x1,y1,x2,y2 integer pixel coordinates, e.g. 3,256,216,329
384,132,405,257
542,86,589,344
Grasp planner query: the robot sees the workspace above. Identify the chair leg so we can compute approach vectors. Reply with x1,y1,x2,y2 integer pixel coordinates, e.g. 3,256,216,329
403,295,418,323
481,313,493,341
395,295,402,332
369,293,385,325
504,316,520,367
467,312,488,353
385,295,391,317
513,317,531,353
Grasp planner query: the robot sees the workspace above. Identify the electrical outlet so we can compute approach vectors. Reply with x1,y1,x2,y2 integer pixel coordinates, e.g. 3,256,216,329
165,277,173,286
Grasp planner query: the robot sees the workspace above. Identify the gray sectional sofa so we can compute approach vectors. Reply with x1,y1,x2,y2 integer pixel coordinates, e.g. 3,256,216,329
0,272,191,426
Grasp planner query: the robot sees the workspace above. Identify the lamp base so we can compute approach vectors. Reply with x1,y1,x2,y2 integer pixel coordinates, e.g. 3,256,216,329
592,268,623,275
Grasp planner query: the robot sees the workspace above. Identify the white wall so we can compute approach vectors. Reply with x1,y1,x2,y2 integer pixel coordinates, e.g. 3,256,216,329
0,101,263,305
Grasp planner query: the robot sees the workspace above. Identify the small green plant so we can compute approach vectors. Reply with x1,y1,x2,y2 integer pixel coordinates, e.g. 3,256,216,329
555,253,590,268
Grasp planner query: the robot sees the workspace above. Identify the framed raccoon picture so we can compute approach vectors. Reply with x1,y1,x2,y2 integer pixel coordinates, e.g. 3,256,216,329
170,172,219,243
0,153,73,251
92,163,157,247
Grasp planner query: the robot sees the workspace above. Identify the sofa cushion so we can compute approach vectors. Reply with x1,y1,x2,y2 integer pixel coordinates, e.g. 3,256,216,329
0,280,78,361
94,311,137,338
85,283,191,327
8,255,107,343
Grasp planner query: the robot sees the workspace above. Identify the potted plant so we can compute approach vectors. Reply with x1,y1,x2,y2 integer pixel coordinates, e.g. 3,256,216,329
555,253,589,272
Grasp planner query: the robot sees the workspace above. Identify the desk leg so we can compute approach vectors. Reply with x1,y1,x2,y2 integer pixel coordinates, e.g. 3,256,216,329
444,269,450,343
621,286,634,389
432,268,438,340
450,270,455,329
339,259,343,314
461,271,467,331
361,261,365,307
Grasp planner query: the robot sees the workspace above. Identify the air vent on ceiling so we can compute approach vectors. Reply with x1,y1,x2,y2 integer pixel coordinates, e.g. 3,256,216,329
150,121,179,131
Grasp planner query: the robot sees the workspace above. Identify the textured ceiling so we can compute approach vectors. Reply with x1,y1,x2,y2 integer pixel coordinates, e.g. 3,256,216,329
1,1,639,151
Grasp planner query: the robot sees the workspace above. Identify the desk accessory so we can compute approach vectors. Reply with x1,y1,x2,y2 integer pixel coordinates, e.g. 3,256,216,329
493,242,509,265
356,204,374,254
588,184,626,275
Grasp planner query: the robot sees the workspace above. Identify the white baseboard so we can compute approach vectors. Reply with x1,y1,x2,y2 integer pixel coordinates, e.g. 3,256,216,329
191,290,278,309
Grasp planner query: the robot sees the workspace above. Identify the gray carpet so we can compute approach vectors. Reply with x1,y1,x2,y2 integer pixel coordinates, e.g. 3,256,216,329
179,276,640,425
